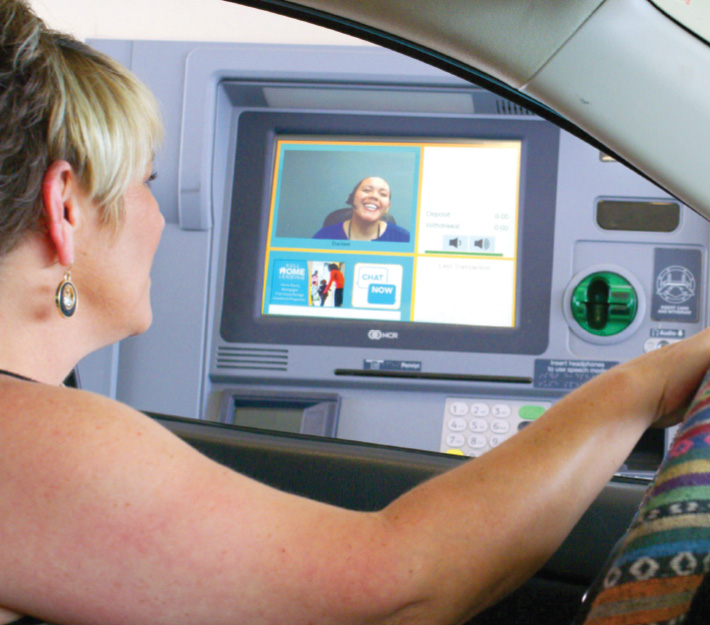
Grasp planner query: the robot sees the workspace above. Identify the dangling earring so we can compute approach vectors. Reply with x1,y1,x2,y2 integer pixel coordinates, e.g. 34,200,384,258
55,270,78,318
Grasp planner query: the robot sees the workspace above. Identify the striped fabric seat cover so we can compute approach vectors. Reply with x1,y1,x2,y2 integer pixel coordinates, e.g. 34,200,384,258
575,370,710,624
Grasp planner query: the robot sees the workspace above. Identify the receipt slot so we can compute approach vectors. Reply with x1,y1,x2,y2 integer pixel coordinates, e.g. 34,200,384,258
218,388,341,437
564,266,646,344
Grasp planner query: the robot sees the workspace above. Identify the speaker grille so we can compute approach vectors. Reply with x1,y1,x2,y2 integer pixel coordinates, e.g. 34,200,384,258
216,346,288,372
495,99,536,116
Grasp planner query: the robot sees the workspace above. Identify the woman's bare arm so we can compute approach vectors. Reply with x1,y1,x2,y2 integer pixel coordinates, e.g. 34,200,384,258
1,328,710,625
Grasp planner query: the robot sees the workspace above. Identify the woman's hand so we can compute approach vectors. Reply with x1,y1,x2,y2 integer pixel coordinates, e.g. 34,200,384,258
611,325,710,428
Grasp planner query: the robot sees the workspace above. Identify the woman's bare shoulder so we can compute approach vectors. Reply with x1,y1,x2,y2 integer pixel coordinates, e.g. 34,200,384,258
0,376,225,504
0,378,263,623
0,377,190,465
0,377,212,513
0,377,403,625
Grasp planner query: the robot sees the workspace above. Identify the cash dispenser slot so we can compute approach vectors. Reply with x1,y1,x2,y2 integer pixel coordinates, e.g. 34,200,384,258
334,369,532,384
219,388,341,437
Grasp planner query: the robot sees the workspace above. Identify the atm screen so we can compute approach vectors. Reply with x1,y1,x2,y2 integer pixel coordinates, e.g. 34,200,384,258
262,137,521,328
220,111,559,356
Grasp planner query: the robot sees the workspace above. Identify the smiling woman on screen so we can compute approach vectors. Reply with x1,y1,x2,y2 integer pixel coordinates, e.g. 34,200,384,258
313,176,410,242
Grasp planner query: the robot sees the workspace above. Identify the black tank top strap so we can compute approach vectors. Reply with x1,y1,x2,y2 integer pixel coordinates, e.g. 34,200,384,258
0,369,37,383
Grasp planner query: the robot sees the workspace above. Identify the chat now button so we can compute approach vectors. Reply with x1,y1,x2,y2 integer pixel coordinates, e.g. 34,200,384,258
368,283,397,305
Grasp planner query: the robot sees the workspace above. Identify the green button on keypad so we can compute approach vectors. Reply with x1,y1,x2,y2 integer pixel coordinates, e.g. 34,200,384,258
519,405,545,420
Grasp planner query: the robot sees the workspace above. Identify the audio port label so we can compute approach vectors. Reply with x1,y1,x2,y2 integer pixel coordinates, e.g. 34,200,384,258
533,358,618,390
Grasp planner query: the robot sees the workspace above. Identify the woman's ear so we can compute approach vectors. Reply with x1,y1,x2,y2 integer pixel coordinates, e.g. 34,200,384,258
41,160,81,267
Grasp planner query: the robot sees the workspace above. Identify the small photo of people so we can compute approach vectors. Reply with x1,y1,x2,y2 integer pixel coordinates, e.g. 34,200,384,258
273,143,418,243
309,261,345,308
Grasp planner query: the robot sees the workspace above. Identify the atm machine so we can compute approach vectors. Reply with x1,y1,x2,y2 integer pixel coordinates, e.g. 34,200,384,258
82,39,707,464
78,39,708,593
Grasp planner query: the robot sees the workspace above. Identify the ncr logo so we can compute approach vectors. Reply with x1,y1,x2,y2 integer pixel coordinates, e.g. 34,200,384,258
368,329,399,341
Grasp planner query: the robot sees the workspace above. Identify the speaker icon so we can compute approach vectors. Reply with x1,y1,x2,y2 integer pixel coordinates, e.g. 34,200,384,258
469,236,495,252
442,235,467,251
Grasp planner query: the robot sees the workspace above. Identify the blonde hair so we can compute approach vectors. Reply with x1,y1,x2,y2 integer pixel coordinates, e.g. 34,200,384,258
0,0,163,256
48,35,163,227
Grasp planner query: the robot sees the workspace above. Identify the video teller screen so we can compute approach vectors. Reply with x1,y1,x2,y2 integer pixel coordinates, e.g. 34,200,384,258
262,137,521,328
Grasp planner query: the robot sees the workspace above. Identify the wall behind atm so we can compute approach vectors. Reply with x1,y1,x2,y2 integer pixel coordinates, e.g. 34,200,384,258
28,0,361,44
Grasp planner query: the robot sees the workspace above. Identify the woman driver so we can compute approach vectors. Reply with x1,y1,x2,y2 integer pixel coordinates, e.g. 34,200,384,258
3,2,710,624
313,176,411,241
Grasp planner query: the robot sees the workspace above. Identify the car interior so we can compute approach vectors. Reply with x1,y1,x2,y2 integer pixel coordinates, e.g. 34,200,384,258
62,0,710,622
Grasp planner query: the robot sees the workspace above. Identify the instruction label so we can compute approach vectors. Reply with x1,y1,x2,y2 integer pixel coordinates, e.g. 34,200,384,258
650,328,685,339
364,359,422,372
534,359,618,390
652,248,701,322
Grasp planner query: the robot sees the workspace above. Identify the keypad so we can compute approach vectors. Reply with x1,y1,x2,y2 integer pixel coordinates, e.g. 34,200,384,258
441,397,552,457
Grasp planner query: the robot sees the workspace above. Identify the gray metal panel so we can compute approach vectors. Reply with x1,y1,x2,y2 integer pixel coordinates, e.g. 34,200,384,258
129,41,197,227
87,38,133,68
83,40,708,465
75,344,120,398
